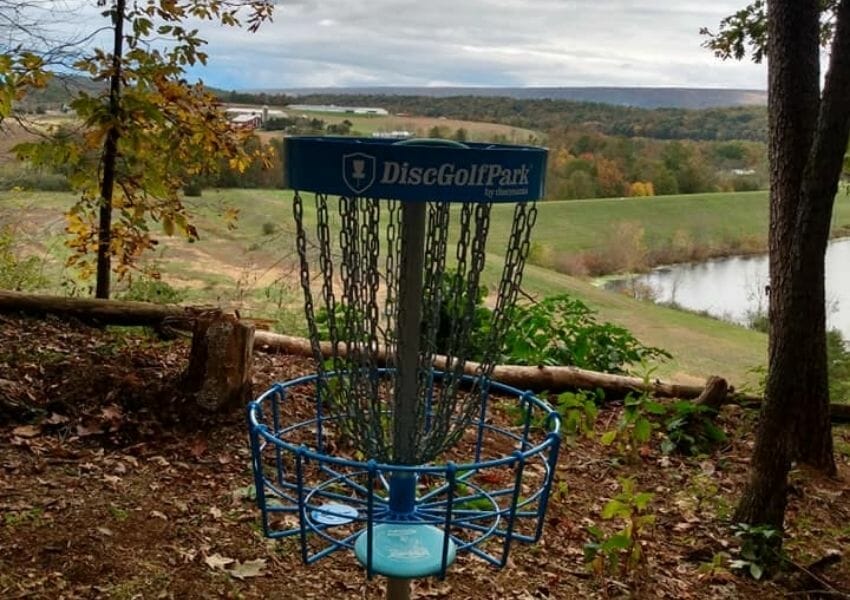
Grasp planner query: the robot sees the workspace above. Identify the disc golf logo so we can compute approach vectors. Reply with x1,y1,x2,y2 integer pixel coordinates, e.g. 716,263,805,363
342,152,376,195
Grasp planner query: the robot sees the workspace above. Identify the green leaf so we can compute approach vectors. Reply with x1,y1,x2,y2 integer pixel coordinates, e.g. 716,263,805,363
601,533,631,552
634,416,653,442
633,492,654,510
749,562,763,580
586,525,604,540
645,400,667,415
601,499,626,520
600,430,617,446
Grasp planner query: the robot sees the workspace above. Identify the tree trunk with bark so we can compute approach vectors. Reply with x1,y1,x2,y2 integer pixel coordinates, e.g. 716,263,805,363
95,0,125,299
735,0,850,527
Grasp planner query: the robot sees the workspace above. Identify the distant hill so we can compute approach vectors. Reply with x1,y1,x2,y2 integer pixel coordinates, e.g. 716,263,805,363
255,87,767,110
16,74,102,112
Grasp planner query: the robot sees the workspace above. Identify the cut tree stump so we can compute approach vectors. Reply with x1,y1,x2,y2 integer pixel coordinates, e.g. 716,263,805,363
694,376,729,411
182,312,255,412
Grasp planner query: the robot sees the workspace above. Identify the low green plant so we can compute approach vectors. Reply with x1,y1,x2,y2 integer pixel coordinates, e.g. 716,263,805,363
315,304,370,343
729,523,783,580
501,295,671,373
661,400,727,455
584,477,655,578
3,507,44,527
119,274,186,305
685,474,731,520
697,551,733,580
0,226,47,291
555,389,601,442
505,388,601,435
600,388,665,462
429,270,491,356
316,284,669,377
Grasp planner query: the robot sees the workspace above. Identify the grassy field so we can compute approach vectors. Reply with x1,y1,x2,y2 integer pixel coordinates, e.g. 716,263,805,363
253,110,542,144
0,188,777,385
492,190,850,275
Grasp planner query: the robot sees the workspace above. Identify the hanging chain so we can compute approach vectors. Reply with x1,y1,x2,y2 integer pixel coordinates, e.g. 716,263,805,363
292,190,537,465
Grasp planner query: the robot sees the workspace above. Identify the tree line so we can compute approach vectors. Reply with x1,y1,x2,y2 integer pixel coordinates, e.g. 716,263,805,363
221,90,768,142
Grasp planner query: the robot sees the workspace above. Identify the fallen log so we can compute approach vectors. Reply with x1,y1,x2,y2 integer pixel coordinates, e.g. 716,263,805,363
253,330,732,399
253,329,850,423
0,289,201,326
254,331,736,400
2,291,849,422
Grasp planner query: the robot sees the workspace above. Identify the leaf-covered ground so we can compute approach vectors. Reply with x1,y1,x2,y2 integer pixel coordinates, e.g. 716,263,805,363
1,315,849,599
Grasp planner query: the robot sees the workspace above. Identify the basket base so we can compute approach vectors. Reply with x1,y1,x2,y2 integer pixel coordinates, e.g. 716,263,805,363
353,523,457,578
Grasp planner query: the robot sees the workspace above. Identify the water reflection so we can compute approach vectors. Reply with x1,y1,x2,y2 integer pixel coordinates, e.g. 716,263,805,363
605,238,850,339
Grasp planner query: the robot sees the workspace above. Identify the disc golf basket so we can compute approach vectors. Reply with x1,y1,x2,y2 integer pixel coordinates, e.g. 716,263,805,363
247,137,561,596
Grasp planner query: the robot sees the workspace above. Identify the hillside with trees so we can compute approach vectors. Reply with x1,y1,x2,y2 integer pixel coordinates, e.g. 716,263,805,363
221,91,769,142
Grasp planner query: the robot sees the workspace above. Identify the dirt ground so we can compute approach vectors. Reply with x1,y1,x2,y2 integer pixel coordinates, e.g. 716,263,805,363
1,314,849,599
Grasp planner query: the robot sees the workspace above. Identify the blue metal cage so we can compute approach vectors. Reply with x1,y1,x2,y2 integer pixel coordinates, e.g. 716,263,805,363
247,369,561,578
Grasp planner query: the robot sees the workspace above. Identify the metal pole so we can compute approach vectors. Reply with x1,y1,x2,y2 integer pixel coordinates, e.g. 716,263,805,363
395,200,426,464
388,200,427,599
387,577,412,600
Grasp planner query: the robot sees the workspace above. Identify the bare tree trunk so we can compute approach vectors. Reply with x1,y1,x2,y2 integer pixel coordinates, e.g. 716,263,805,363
95,0,125,299
735,0,850,526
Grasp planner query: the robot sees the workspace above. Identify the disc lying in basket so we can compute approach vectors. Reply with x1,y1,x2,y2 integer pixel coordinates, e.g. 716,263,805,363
354,523,457,578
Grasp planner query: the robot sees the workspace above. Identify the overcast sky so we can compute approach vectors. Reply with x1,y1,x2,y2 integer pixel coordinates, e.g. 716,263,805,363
24,1,768,90
188,0,768,90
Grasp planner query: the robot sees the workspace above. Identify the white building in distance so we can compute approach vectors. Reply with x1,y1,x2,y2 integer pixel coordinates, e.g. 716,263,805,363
288,104,389,116
225,105,288,129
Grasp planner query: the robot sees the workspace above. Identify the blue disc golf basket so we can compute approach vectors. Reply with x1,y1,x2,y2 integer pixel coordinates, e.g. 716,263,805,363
247,137,561,597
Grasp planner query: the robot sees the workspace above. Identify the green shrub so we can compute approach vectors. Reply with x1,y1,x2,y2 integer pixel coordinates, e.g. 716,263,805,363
119,275,186,304
501,295,671,373
730,523,783,580
0,227,47,291
584,477,655,578
0,165,71,191
661,400,727,455
182,179,203,197
429,271,491,357
314,283,670,375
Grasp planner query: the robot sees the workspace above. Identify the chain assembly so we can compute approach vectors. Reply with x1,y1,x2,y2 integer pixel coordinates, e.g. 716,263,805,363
294,191,538,465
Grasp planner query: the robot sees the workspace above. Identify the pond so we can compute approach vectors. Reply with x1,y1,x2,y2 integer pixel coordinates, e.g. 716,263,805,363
604,238,850,340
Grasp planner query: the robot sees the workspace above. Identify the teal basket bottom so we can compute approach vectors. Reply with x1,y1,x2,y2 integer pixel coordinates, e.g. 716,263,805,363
247,370,562,578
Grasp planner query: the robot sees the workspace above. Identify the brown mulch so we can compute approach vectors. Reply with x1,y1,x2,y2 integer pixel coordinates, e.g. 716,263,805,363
1,314,849,599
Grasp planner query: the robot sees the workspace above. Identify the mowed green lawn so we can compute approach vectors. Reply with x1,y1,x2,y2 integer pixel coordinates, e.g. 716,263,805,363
489,190,850,256
11,188,835,386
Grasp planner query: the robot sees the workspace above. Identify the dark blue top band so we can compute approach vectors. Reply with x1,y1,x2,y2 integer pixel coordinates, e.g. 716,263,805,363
283,136,547,203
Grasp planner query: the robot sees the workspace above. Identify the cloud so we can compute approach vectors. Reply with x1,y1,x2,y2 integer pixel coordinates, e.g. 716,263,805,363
26,0,768,90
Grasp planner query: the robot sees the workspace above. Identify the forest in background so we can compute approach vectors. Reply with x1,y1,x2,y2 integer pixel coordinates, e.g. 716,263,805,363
6,80,769,200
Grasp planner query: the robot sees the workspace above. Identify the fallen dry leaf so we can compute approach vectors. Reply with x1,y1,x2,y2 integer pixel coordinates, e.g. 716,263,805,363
204,553,235,571
227,558,267,580
45,413,69,425
189,437,208,459
11,425,41,438
76,422,103,437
